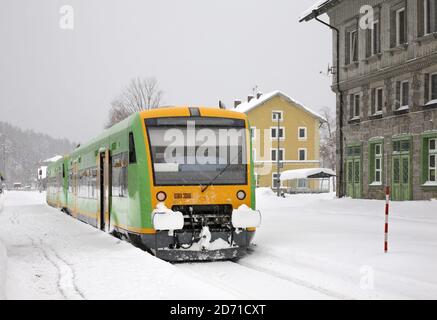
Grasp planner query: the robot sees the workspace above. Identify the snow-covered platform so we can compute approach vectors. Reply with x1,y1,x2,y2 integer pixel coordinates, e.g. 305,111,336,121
1,190,437,299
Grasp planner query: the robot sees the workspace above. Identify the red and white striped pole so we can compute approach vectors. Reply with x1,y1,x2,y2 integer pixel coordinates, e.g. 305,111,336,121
384,186,390,253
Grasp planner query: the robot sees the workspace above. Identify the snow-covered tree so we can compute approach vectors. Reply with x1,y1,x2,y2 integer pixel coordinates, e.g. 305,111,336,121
319,106,336,171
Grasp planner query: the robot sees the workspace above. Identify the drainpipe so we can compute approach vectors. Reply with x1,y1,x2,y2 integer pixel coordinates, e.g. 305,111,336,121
313,10,345,198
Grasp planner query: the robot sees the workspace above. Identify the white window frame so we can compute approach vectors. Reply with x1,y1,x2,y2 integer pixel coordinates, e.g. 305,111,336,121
396,7,406,46
297,178,308,190
272,110,284,122
271,148,285,162
252,148,256,161
350,29,358,63
351,93,361,118
371,20,380,55
429,138,437,182
298,148,307,161
400,80,409,108
375,87,384,114
270,127,285,140
424,0,431,35
374,143,383,184
298,127,307,140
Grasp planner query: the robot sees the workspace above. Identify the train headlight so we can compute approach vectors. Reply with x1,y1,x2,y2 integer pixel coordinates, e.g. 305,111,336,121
236,190,246,200
156,191,167,202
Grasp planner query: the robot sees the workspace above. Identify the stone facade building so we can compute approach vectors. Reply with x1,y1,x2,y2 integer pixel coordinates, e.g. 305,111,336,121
301,0,437,200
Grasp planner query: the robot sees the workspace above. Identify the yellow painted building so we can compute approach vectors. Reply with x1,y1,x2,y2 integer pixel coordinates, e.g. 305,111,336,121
234,91,325,191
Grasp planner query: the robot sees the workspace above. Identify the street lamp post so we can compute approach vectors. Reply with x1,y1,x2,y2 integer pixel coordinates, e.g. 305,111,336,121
273,112,281,197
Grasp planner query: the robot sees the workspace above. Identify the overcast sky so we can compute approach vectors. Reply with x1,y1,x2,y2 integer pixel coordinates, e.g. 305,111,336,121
0,0,334,143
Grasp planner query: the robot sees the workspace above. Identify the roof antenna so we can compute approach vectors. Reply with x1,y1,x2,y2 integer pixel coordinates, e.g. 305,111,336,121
252,85,259,97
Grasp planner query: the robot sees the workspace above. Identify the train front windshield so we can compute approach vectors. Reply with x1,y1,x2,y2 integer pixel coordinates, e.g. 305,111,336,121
146,117,248,186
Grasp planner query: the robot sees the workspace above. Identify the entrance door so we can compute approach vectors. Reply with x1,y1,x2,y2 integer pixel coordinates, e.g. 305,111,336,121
392,154,411,201
346,158,361,198
346,160,354,197
353,158,361,198
98,150,111,231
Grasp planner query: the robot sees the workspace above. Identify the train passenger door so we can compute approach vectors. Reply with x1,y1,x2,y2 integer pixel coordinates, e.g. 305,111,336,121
72,161,78,217
98,149,111,232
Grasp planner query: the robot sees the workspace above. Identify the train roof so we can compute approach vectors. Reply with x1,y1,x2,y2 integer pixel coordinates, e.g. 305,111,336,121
52,107,248,166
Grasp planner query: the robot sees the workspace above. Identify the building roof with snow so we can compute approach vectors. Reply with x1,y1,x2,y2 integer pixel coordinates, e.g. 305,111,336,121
299,0,341,22
234,90,326,122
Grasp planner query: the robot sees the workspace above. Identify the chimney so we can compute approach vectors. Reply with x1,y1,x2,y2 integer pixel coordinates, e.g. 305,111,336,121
234,100,242,108
247,95,254,103
218,100,226,109
256,92,263,99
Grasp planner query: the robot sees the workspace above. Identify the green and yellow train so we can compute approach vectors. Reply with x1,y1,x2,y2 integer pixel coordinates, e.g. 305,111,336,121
46,107,261,261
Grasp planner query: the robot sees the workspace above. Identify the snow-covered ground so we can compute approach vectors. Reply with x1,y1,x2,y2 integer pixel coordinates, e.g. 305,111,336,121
0,190,437,299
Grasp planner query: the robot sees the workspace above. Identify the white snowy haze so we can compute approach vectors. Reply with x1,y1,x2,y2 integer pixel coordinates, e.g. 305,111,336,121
0,0,334,143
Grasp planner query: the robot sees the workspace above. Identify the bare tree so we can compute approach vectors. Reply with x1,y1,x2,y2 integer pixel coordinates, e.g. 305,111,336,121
106,77,163,128
319,106,336,171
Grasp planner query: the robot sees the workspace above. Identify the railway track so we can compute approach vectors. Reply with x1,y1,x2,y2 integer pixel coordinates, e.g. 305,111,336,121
178,257,348,300
231,259,353,300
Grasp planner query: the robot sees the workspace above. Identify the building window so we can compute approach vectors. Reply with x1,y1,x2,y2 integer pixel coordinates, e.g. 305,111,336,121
424,73,437,104
298,148,307,161
424,0,431,35
252,149,256,161
371,20,381,55
350,93,361,119
350,29,358,63
297,179,308,189
396,7,407,46
271,148,285,161
272,111,283,122
429,138,436,182
371,87,384,114
375,144,383,184
418,0,437,36
298,127,307,140
271,127,285,140
396,80,410,109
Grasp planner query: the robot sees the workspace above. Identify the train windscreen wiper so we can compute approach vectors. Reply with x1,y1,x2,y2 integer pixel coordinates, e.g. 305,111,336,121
201,148,243,193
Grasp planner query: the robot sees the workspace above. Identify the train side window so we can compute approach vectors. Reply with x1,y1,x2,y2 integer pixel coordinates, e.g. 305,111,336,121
111,153,128,197
129,132,137,164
